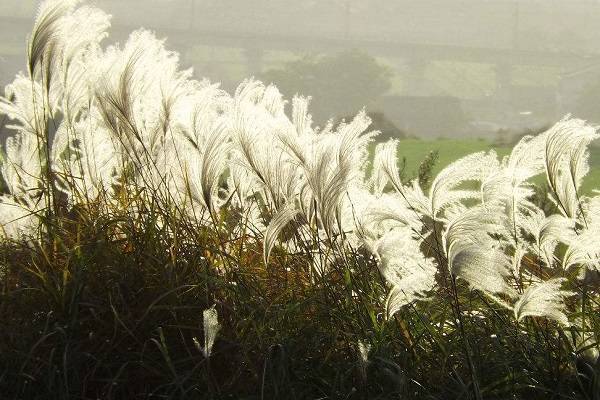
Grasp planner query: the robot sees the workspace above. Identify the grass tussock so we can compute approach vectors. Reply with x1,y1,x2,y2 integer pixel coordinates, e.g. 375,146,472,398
0,1,599,399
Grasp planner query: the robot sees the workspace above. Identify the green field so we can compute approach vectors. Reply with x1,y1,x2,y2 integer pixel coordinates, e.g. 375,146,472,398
393,137,600,194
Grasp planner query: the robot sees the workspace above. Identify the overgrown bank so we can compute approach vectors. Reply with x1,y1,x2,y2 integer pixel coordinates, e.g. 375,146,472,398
0,1,598,399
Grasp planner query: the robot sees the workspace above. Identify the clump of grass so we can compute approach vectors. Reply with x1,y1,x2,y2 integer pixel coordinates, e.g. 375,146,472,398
0,1,599,399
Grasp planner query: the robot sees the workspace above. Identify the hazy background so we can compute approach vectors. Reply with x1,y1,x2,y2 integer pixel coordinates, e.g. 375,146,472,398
2,0,600,140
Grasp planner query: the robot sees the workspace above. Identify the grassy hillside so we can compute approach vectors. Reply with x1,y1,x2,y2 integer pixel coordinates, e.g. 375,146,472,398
393,137,600,194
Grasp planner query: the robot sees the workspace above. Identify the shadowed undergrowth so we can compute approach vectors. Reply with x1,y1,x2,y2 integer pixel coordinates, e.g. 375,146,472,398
1,205,597,399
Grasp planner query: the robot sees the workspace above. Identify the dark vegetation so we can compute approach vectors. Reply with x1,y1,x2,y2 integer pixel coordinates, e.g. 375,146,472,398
0,155,598,400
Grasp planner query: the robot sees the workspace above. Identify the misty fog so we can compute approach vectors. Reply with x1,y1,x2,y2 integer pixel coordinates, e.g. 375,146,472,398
2,0,600,139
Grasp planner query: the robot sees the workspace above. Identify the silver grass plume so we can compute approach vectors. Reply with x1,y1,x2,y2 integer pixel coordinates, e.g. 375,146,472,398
95,49,140,154
0,75,46,136
303,111,374,236
27,0,78,78
230,80,299,209
357,340,371,381
263,203,300,266
0,196,41,240
371,139,403,195
292,95,312,136
194,119,231,213
56,119,120,201
582,192,600,226
563,228,600,272
451,246,515,303
1,130,43,197
511,245,527,275
54,5,111,121
561,194,600,272
375,228,437,315
358,340,371,364
521,211,574,268
443,205,516,300
543,117,598,219
428,151,498,218
361,193,422,233
443,205,504,270
514,278,574,326
194,306,221,359
480,136,545,242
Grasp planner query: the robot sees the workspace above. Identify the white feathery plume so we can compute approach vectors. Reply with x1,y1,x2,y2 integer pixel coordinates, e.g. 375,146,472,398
505,132,548,182
359,192,422,240
57,5,111,65
276,97,312,166
400,179,431,217
27,0,79,78
543,117,598,219
2,1,111,199
428,151,498,218
338,186,372,247
514,278,574,326
511,245,527,275
230,81,300,210
357,340,371,364
260,84,287,118
357,340,371,380
302,111,375,236
94,47,140,156
0,196,41,240
231,125,296,211
194,306,221,359
54,6,111,122
1,131,43,197
0,75,47,136
227,162,259,207
188,118,231,213
371,139,403,195
557,195,600,272
303,143,350,235
480,167,537,243
443,205,503,269
234,78,266,106
562,228,600,272
480,132,549,241
375,228,437,315
263,202,300,266
291,95,312,136
95,30,186,149
278,107,375,236
520,210,574,268
53,118,120,201
186,83,230,140
580,193,600,227
451,245,515,300
443,205,516,299
336,110,378,179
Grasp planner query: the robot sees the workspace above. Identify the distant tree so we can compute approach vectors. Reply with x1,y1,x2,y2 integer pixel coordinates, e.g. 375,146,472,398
261,50,392,123
337,111,406,141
